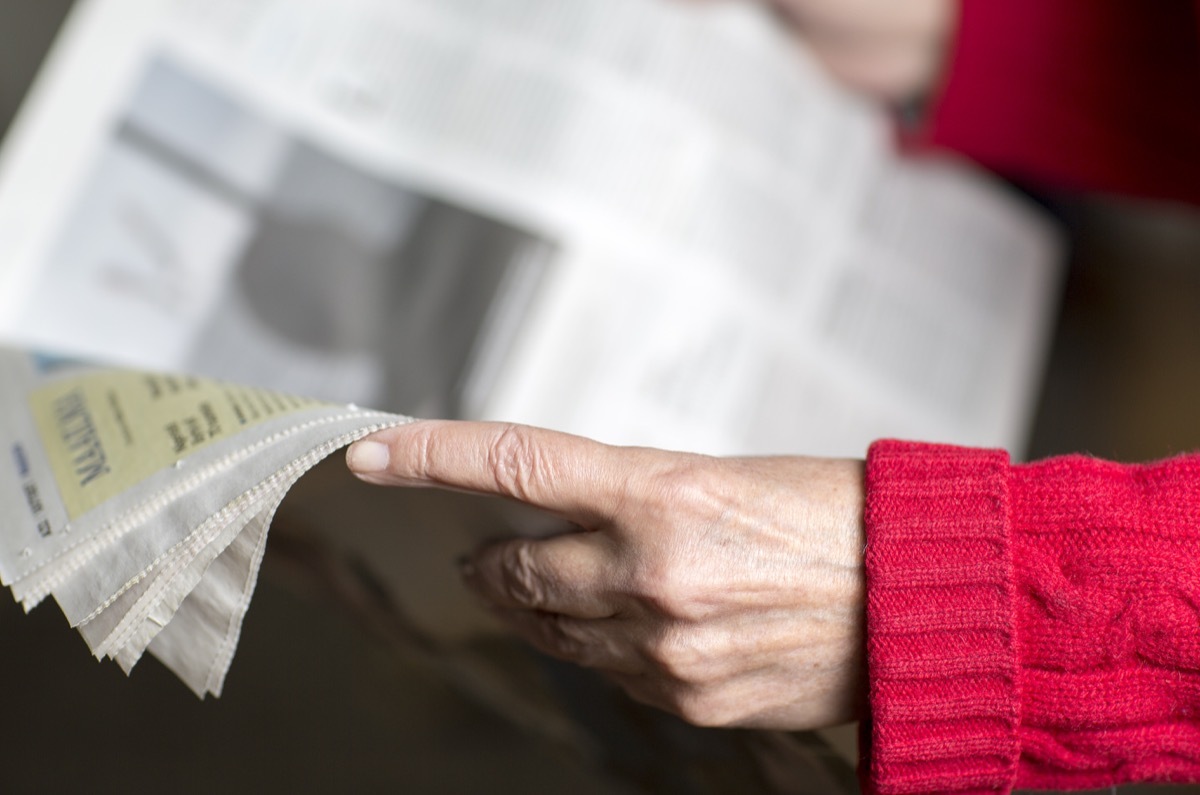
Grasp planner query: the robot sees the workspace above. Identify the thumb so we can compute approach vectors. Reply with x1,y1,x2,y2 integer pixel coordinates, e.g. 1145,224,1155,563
346,420,635,521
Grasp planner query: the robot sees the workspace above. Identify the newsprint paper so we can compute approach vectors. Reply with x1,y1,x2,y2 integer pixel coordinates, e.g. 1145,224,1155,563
0,346,408,697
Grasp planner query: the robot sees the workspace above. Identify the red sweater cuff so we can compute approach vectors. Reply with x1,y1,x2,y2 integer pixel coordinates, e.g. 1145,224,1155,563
862,440,1020,795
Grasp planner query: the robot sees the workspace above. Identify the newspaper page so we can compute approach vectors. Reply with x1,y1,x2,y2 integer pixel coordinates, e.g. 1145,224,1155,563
0,0,1062,459
0,347,407,696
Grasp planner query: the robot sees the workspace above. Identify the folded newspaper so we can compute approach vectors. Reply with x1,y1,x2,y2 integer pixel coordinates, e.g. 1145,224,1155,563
0,346,408,697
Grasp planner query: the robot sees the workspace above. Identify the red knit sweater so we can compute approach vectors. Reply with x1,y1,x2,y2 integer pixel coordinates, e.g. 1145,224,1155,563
861,4,1200,791
921,0,1200,206
862,441,1200,794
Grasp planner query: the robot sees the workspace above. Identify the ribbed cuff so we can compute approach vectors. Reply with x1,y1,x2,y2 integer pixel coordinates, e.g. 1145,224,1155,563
861,440,1020,795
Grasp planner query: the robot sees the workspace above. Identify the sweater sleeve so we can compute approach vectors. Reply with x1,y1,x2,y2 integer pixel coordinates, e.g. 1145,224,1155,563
862,440,1200,795
919,0,1200,206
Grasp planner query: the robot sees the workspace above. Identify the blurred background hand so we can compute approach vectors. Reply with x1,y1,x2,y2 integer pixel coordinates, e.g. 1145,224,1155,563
698,0,954,101
348,421,867,730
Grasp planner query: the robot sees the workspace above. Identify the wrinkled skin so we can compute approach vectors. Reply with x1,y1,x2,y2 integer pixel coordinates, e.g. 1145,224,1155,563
348,421,866,730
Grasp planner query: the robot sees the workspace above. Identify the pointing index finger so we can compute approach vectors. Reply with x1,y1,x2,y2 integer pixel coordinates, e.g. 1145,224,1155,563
347,420,633,520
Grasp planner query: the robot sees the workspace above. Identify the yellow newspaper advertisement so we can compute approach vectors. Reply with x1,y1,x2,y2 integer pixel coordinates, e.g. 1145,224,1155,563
30,369,322,518
0,347,406,697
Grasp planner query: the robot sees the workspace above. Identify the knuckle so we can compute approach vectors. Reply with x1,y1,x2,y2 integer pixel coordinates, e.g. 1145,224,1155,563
499,543,548,608
649,456,724,514
487,425,551,502
400,422,439,478
642,627,708,685
672,688,733,728
631,560,702,621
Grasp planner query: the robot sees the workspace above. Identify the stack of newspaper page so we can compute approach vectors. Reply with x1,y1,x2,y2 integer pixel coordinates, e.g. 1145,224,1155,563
0,347,408,697
0,0,1062,703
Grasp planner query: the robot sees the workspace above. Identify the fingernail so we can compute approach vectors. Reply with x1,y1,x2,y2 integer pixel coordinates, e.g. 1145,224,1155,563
347,440,390,474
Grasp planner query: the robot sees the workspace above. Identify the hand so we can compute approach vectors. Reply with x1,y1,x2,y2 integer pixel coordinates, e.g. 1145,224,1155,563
696,0,954,101
347,420,866,730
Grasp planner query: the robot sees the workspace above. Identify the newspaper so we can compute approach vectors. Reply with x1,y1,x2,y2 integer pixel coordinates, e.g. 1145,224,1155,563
0,0,1061,764
0,347,408,697
0,0,1060,456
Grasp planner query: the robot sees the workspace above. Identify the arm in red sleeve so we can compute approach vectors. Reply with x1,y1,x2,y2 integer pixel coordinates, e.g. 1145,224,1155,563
920,0,1200,206
862,440,1200,794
